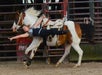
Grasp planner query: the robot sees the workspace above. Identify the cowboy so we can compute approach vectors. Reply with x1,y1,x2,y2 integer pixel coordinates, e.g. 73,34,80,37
8,25,68,41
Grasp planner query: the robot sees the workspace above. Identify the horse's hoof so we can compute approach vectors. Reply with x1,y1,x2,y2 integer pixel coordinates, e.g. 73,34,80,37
55,62,60,67
25,64,29,69
23,61,26,65
23,61,31,69
46,59,50,65
73,64,80,68
23,62,29,69
23,62,28,68
27,61,31,66
46,61,50,65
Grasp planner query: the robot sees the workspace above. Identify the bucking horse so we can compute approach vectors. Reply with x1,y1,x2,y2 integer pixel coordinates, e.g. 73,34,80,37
12,7,94,68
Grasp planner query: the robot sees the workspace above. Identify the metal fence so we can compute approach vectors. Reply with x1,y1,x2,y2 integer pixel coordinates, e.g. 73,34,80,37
0,0,102,61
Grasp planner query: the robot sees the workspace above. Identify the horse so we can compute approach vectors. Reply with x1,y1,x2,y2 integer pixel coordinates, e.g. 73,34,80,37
12,7,93,68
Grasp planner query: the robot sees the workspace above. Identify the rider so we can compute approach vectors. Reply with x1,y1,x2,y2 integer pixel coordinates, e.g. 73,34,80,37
9,14,68,40
9,14,68,41
9,25,68,41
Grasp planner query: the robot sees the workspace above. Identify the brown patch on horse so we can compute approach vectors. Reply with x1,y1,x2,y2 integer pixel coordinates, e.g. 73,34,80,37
57,25,72,46
75,23,82,39
66,30,72,44
57,23,82,46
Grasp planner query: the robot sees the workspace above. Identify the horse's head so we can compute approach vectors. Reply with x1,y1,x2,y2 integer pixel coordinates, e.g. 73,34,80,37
12,7,41,32
11,10,26,32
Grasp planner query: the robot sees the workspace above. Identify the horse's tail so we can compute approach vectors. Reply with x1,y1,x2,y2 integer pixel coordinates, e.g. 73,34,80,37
65,21,81,43
80,23,95,44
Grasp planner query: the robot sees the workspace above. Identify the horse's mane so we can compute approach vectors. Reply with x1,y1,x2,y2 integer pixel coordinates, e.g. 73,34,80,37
25,7,41,17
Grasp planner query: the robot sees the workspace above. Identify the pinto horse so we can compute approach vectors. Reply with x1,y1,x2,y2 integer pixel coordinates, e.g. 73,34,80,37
12,7,84,68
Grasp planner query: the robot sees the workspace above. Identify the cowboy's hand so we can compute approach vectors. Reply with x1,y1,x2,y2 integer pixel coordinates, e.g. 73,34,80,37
8,37,13,41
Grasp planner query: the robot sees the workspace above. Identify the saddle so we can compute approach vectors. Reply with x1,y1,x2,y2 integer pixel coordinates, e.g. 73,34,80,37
41,18,67,42
46,19,64,30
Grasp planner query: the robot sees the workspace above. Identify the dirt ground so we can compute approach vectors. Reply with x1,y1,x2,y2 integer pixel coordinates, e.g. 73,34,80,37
0,61,102,75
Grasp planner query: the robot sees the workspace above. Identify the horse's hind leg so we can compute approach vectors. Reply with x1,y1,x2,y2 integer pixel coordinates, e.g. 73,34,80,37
56,44,71,67
72,43,83,67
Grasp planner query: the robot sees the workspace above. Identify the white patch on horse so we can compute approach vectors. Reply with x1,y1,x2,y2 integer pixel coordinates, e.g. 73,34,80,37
25,7,41,17
23,14,38,27
46,35,58,46
25,37,43,59
22,7,42,28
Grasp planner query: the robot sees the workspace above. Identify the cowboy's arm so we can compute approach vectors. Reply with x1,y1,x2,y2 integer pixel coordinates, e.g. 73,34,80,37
34,15,45,27
9,33,29,41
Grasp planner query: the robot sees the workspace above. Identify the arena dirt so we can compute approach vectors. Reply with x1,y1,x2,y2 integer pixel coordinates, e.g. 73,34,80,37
0,61,102,75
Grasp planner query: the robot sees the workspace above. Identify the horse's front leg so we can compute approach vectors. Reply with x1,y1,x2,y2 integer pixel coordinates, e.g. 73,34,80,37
25,37,43,56
23,54,32,68
23,48,38,69
23,37,43,68
25,37,38,55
